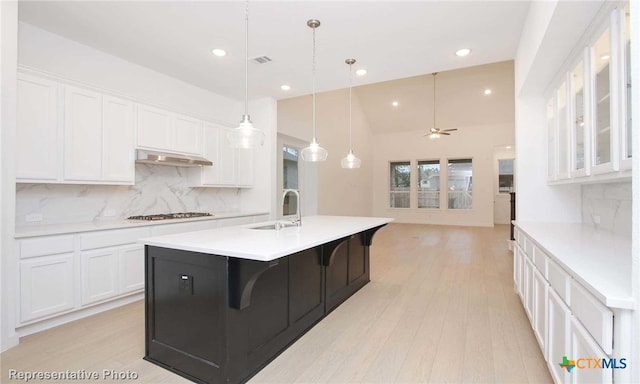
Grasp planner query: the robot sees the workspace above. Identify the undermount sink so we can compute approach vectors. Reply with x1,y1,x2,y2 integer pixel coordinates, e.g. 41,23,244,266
250,222,297,230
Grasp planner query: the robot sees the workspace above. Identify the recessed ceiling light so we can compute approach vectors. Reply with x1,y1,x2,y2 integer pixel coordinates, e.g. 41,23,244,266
455,48,471,57
506,146,512,149
280,84,291,91
484,89,492,95
600,54,610,60
211,48,227,57
392,101,399,107
355,69,367,76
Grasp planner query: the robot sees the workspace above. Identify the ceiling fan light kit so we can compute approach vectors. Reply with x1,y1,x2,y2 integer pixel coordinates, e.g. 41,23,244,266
426,72,457,140
301,19,329,162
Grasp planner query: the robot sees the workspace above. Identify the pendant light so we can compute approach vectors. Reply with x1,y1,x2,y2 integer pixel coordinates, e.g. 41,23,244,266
341,59,361,169
301,19,328,162
227,0,265,149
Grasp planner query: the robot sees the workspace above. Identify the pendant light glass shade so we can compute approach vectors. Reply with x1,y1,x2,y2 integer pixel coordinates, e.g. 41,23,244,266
228,1,265,149
301,19,328,162
341,58,361,169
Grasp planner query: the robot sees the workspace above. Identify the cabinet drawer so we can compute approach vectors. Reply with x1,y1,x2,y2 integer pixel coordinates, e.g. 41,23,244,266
20,235,74,259
548,259,571,305
80,227,151,250
533,245,548,277
571,282,613,355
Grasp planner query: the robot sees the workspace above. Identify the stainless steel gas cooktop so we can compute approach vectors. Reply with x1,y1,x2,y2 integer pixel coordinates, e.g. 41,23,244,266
127,212,213,221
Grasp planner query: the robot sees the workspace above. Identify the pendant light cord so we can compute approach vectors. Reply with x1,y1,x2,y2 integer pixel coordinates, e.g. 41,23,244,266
244,0,249,116
312,25,317,141
348,62,353,152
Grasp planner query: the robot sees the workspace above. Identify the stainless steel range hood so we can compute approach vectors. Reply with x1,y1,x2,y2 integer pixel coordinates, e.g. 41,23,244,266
136,150,213,167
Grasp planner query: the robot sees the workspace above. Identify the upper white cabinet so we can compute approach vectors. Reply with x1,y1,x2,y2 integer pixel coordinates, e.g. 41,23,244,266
547,3,631,184
188,123,254,188
64,86,103,181
16,71,135,185
136,104,203,156
102,95,135,182
16,73,60,181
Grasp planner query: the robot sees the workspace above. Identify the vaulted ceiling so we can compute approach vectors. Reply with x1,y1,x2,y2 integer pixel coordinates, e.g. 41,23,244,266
18,1,530,103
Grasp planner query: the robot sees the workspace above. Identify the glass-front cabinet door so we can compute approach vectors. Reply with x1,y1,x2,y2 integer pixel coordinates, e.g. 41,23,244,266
590,27,614,173
556,81,569,179
619,2,632,169
547,96,557,181
570,59,588,177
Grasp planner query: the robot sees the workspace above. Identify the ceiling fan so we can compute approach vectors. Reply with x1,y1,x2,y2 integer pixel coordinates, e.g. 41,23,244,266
425,72,457,139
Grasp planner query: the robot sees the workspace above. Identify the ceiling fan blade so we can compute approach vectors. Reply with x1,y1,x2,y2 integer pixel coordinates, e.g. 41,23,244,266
440,132,451,135
442,129,458,132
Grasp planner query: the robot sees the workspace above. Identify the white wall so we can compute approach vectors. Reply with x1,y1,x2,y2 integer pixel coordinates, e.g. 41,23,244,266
372,123,513,227
0,0,19,353
278,88,374,217
19,23,243,124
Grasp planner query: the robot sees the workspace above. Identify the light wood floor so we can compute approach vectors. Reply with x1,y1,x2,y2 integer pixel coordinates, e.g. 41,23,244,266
1,223,552,384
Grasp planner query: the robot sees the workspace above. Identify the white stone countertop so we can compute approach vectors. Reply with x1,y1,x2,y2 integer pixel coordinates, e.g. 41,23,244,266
514,221,633,309
14,211,269,238
139,215,394,261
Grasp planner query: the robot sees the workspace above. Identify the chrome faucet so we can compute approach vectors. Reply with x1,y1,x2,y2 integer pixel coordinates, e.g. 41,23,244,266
281,189,302,227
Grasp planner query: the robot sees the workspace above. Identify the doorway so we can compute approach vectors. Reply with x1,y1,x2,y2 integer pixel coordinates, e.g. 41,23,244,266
277,134,318,218
494,158,514,224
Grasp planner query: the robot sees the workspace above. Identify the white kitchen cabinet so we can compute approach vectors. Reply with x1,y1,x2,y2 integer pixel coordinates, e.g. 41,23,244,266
17,71,135,185
570,317,613,384
236,148,255,187
136,104,172,151
533,267,548,352
547,288,572,384
81,247,119,305
188,123,254,188
136,104,203,156
20,253,75,323
64,85,103,181
547,4,631,184
102,95,135,182
172,113,203,155
513,244,524,298
524,256,535,323
16,73,60,181
119,244,145,294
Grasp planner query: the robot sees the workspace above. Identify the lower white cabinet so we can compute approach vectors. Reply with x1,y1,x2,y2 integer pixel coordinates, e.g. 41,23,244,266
524,256,535,322
119,244,145,294
533,267,548,352
570,317,613,384
547,288,572,384
20,253,75,323
81,247,119,305
513,245,524,297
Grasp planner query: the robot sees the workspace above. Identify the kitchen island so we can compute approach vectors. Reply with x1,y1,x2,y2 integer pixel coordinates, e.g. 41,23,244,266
140,215,392,384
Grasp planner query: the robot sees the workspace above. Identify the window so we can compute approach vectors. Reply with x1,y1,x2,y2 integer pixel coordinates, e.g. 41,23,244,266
389,161,410,208
448,159,472,209
498,159,514,193
418,160,440,208
282,146,299,216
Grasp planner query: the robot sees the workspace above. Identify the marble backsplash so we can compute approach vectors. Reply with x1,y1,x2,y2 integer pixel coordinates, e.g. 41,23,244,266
582,182,632,237
16,164,241,228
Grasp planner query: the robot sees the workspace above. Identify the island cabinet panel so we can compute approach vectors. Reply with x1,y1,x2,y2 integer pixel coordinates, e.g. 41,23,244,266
145,247,227,384
144,223,387,384
325,235,370,313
